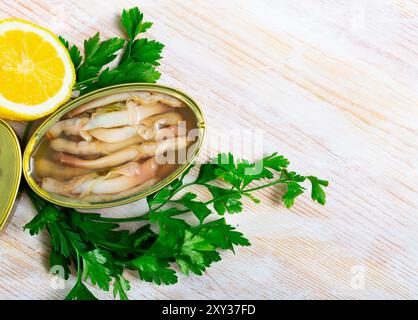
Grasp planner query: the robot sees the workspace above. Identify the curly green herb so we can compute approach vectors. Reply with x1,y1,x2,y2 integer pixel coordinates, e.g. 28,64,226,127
59,7,164,94
25,152,328,300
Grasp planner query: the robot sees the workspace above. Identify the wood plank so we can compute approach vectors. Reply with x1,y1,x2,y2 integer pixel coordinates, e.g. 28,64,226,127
0,0,417,299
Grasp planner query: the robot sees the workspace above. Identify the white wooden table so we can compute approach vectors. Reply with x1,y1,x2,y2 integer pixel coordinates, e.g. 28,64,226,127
1,0,417,299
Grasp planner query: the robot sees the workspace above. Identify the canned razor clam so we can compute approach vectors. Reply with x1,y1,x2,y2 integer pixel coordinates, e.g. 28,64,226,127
23,83,206,209
0,120,22,232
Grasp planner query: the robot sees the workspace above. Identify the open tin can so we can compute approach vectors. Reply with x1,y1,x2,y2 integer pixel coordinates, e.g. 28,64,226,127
0,120,22,231
23,83,205,209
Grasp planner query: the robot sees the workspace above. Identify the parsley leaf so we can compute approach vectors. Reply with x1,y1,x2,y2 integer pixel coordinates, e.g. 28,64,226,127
130,39,164,65
195,163,219,184
263,152,290,171
147,213,187,258
131,256,177,285
207,186,243,215
147,186,173,209
197,219,251,251
77,34,125,82
120,7,154,64
308,176,329,205
176,251,221,276
176,192,212,223
121,7,152,41
24,211,46,235
212,153,243,189
98,59,160,88
58,35,82,69
81,249,112,291
65,280,98,300
50,250,71,280
113,274,130,300
282,182,306,208
175,230,222,276
48,224,74,258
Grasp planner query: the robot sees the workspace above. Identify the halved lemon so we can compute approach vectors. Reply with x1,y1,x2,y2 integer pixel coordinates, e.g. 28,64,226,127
0,19,75,120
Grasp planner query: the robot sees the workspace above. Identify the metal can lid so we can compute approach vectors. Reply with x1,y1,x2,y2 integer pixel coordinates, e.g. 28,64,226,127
0,120,22,231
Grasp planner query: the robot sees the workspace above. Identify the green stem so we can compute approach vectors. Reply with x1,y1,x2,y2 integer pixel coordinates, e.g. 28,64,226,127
76,252,82,281
120,41,132,64
97,240,147,253
197,178,288,207
150,182,196,212
243,179,289,193
90,179,289,223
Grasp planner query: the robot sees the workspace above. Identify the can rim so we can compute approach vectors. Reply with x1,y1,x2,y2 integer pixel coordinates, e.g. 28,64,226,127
23,83,206,209
0,120,22,230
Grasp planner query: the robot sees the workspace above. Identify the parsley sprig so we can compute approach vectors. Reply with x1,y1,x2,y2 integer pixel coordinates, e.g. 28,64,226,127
25,152,328,300
59,7,164,95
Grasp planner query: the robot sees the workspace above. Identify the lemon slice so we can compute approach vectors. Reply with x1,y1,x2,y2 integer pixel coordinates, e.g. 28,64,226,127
0,19,75,121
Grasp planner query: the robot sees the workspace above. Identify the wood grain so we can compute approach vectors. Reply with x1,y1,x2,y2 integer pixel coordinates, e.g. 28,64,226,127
0,0,417,299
